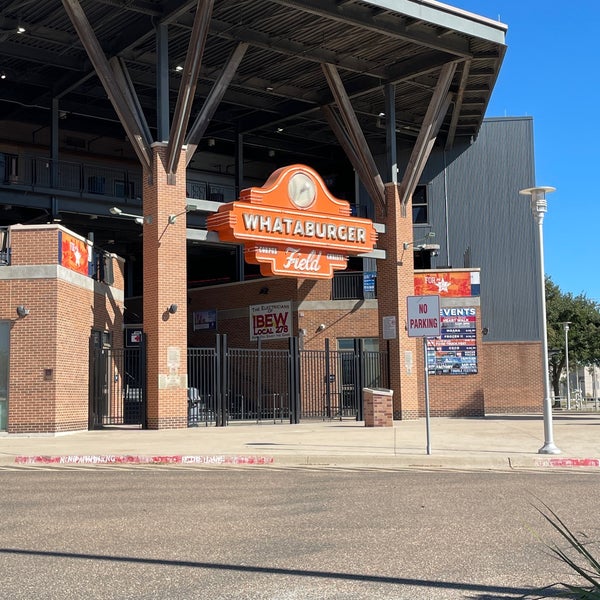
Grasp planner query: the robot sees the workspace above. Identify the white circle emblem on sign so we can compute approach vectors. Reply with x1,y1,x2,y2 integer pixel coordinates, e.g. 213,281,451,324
288,172,316,209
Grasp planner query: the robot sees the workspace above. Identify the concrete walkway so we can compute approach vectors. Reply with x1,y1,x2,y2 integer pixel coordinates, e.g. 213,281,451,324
1,413,599,470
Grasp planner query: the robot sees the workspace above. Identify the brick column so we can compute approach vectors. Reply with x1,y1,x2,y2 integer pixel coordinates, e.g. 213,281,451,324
363,388,393,427
142,143,188,429
376,184,419,419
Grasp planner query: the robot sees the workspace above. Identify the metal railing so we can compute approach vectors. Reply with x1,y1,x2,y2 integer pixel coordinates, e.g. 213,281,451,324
2,152,142,200
0,151,234,203
332,271,377,300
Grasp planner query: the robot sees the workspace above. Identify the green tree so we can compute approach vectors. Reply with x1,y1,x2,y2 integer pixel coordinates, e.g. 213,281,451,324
546,277,600,398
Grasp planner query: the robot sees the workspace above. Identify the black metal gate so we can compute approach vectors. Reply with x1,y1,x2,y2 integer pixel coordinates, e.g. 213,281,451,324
89,340,147,428
187,335,300,426
187,336,387,426
90,336,387,429
300,339,389,420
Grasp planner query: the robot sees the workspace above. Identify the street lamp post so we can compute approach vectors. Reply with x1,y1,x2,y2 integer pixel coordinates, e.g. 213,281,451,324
561,321,571,410
519,185,561,454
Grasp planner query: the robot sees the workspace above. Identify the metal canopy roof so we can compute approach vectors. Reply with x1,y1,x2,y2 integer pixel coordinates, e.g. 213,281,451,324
0,0,506,164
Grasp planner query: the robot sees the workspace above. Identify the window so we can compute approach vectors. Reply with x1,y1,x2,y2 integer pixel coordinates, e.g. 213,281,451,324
114,179,135,199
3,153,19,184
412,184,428,224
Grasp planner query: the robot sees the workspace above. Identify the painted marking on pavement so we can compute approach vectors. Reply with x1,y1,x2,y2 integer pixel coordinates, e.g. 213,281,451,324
534,457,600,468
14,454,275,465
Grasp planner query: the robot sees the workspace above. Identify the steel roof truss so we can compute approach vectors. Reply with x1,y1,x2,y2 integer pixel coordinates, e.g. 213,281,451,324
167,0,214,181
61,0,152,172
322,105,379,205
109,56,153,150
185,42,249,167
445,59,471,150
269,0,471,58
399,61,457,213
322,63,385,210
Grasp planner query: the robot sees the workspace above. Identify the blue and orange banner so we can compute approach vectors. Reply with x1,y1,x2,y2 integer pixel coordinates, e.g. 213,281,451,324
414,270,480,297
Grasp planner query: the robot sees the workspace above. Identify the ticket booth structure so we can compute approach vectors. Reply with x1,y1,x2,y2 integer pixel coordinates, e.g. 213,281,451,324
0,224,124,434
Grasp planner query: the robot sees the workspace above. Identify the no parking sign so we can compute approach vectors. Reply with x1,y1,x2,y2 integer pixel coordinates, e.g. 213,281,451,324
406,295,440,337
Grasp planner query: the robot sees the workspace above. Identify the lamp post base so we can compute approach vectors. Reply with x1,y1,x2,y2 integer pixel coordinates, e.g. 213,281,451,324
538,442,561,455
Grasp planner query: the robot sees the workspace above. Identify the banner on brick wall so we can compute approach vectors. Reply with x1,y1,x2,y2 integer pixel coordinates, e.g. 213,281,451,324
59,231,90,276
249,302,291,341
414,270,480,297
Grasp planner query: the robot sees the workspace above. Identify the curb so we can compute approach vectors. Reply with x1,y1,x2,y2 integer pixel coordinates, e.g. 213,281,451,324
14,455,275,465
9,454,600,470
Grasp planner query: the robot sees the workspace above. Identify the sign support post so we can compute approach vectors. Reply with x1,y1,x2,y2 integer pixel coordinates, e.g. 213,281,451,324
423,337,431,455
406,295,440,455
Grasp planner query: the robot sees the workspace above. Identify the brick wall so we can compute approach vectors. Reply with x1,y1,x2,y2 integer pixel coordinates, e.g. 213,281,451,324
187,277,379,351
0,225,124,433
482,341,543,413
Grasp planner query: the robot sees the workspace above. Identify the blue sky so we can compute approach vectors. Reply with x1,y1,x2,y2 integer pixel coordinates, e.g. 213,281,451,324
452,1,599,302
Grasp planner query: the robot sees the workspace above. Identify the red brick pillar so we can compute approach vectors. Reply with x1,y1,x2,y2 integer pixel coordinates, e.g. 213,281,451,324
376,184,419,419
363,388,394,427
142,143,188,429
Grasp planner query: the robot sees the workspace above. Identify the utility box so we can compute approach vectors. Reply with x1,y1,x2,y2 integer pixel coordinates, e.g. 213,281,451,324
363,387,393,427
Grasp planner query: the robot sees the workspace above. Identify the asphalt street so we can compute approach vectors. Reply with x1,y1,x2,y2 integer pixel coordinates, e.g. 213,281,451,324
1,467,596,599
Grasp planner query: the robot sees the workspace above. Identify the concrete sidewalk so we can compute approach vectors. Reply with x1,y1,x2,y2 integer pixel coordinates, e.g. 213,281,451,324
1,413,599,470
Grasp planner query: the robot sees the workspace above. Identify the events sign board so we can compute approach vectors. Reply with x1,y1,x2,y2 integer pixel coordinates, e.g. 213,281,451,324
250,302,292,341
426,307,478,375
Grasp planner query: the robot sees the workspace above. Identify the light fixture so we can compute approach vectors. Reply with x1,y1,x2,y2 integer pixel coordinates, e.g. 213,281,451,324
0,72,6,80
168,203,199,225
175,65,183,72
519,185,560,454
109,206,152,224
316,323,326,332
16,305,29,318
16,25,25,34
276,127,284,133
403,231,436,250
167,303,178,314
207,138,215,147
399,232,437,265
268,149,275,158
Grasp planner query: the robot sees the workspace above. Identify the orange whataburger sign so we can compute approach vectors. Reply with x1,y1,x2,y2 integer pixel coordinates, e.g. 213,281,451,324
206,165,377,279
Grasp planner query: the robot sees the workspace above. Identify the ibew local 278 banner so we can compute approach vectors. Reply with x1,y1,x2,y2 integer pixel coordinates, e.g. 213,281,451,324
249,302,291,340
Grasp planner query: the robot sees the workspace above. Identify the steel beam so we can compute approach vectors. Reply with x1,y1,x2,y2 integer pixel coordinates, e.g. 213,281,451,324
322,63,385,210
185,42,249,166
166,0,214,181
398,61,457,212
109,57,153,148
445,59,471,150
156,23,170,143
61,0,152,172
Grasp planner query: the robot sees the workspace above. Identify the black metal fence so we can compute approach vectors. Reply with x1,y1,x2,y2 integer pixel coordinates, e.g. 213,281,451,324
89,342,146,428
187,336,388,426
300,339,389,420
89,335,388,429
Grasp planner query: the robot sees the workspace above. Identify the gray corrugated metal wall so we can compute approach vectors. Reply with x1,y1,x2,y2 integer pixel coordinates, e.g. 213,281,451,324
394,117,541,342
